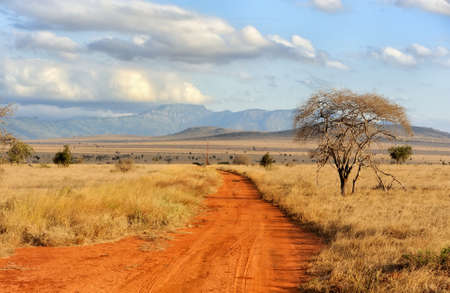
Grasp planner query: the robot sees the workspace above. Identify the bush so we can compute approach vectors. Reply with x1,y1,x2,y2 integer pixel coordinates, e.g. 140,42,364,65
388,145,413,164
232,154,250,165
114,158,134,173
400,246,449,271
7,140,34,164
259,152,274,168
53,145,72,167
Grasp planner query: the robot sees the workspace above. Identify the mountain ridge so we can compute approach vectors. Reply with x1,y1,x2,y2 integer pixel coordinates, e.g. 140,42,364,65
5,104,450,140
6,104,295,139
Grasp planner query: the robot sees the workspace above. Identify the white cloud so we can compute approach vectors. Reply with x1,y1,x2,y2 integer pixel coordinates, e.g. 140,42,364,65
132,35,150,46
0,58,208,104
326,60,350,70
410,43,433,56
2,0,348,69
268,34,316,59
373,44,450,68
1,59,93,101
380,47,417,66
435,46,449,57
311,0,343,12
393,0,450,16
15,31,81,59
111,70,208,104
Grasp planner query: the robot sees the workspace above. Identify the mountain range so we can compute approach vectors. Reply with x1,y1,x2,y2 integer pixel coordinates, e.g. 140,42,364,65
6,104,295,139
4,104,450,140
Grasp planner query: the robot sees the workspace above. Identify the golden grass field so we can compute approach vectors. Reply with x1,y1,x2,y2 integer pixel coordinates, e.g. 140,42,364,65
221,164,450,293
0,164,221,257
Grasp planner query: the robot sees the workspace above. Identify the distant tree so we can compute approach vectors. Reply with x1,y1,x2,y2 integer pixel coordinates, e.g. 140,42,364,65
53,145,72,167
388,145,412,164
260,152,274,168
7,140,34,164
1,104,16,163
0,104,15,145
294,89,412,195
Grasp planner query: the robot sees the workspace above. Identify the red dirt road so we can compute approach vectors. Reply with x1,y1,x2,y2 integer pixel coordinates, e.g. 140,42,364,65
0,171,322,292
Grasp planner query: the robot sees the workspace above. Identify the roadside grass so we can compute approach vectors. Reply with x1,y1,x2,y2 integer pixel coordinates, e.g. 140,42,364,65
220,164,450,293
0,164,221,257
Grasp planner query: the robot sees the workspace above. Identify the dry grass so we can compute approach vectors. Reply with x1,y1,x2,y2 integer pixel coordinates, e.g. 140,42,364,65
0,164,221,257
113,158,135,173
221,164,450,292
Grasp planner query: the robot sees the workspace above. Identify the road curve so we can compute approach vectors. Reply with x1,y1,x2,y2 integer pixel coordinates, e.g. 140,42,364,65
0,171,322,292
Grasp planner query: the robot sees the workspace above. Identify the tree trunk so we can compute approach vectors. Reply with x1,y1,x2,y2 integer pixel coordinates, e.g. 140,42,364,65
339,173,348,196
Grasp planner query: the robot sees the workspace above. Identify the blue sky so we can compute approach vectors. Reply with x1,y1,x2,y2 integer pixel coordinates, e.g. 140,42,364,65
0,0,449,131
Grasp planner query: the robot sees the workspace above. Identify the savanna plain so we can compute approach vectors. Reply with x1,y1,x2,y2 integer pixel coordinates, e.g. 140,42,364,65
0,140,449,292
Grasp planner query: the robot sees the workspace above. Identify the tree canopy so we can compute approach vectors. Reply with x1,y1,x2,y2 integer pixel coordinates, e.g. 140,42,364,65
7,140,34,164
294,89,412,195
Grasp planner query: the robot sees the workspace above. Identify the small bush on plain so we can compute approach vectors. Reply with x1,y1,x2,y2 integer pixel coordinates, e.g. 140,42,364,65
388,145,413,164
53,145,72,167
259,152,274,168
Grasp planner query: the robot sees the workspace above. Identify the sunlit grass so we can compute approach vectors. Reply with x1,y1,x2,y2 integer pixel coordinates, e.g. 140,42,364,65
0,164,221,257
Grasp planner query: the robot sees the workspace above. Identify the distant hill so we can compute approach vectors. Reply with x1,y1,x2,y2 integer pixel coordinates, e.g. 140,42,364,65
6,104,295,139
167,127,238,139
175,126,450,141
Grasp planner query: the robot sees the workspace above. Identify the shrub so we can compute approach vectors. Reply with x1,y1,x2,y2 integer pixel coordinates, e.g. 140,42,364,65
388,145,413,164
53,145,72,167
7,140,34,164
114,158,134,173
232,154,250,165
259,152,274,168
400,246,449,271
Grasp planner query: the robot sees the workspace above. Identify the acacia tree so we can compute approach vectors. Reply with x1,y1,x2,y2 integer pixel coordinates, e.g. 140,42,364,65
7,140,34,164
294,89,412,195
1,104,16,162
0,104,14,144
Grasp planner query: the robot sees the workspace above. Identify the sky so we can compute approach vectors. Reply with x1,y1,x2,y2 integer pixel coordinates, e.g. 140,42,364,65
0,0,449,131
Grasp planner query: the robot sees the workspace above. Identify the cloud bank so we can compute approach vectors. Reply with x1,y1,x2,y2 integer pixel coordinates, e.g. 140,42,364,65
0,58,208,104
393,0,450,16
2,0,348,68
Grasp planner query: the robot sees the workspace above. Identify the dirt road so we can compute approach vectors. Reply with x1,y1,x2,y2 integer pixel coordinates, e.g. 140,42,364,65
0,171,322,292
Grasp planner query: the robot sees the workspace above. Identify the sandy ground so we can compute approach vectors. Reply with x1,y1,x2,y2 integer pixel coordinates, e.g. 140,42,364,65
0,171,322,292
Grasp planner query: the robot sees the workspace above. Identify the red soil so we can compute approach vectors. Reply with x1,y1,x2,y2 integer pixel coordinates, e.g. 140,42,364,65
0,171,322,292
